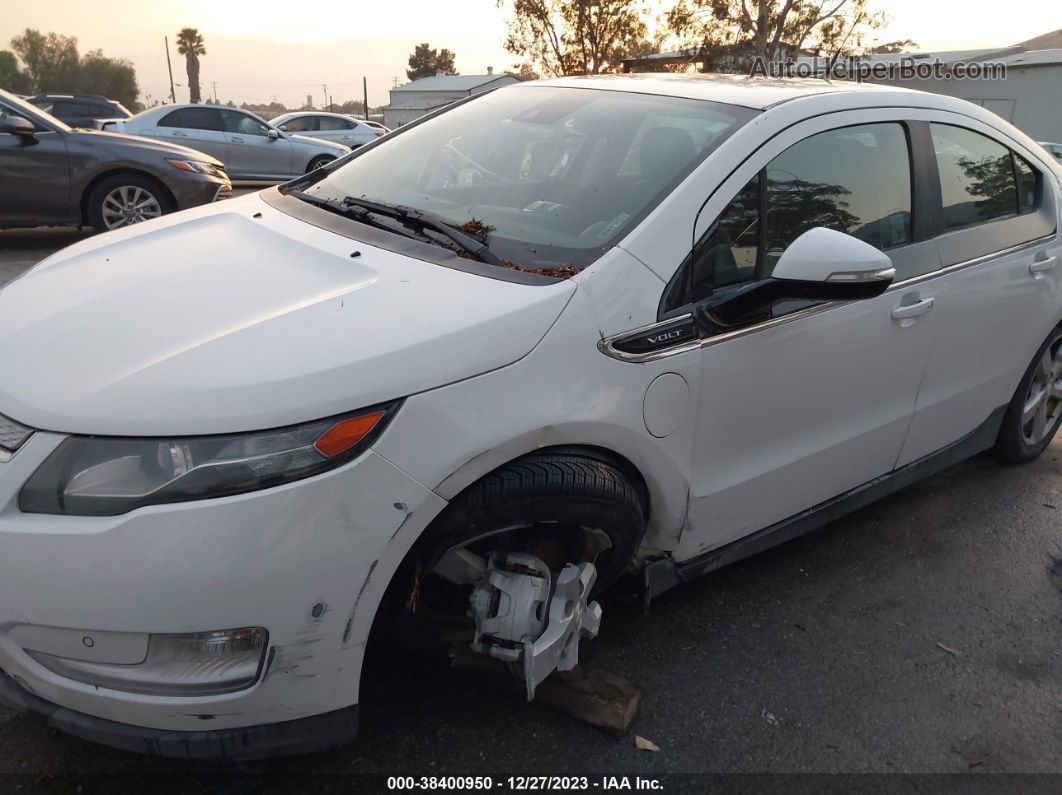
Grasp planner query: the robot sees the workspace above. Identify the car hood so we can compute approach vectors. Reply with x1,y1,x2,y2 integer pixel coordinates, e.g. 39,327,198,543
290,133,350,154
0,193,575,436
66,128,225,167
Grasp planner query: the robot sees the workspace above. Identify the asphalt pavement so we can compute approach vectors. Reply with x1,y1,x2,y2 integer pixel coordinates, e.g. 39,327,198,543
0,209,1059,790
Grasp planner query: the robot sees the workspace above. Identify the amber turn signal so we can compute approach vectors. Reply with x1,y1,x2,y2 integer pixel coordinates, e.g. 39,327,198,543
314,411,387,457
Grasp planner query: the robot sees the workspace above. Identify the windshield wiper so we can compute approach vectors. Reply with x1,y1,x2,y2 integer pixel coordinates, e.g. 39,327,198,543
287,190,501,266
340,196,502,266
286,190,424,242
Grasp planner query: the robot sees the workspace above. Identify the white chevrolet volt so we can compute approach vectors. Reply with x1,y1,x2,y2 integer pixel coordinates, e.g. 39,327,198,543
1,75,1060,759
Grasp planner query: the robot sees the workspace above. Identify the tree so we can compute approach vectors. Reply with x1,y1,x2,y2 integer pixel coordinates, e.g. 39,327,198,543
498,0,654,77
176,28,206,103
664,0,887,72
867,38,917,54
78,49,139,108
506,62,541,80
10,29,80,90
0,50,32,93
406,43,457,81
7,30,139,107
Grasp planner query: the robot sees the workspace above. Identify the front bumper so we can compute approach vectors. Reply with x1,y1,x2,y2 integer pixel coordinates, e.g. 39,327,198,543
0,671,357,760
0,429,446,755
169,170,231,210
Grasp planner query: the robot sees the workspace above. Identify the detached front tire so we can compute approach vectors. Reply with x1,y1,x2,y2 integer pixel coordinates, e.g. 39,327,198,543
87,174,173,232
993,324,1062,463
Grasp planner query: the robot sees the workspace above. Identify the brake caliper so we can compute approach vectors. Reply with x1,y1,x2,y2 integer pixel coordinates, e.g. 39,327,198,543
468,551,602,700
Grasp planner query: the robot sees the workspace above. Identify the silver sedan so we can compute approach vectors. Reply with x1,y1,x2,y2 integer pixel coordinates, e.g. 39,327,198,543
271,112,383,148
106,105,349,180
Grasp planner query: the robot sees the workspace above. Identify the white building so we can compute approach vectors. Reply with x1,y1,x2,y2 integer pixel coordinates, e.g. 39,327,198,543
383,70,520,129
800,31,1062,143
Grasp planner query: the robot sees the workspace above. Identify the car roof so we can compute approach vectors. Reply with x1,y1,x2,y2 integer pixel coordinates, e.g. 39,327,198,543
32,93,111,101
528,73,927,110
277,111,357,120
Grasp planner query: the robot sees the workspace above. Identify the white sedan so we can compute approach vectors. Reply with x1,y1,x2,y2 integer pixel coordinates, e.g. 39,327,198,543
271,111,384,147
105,104,350,180
0,75,1060,760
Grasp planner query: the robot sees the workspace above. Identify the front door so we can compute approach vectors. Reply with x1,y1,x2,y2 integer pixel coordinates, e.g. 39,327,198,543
220,109,293,179
672,118,941,556
0,101,70,225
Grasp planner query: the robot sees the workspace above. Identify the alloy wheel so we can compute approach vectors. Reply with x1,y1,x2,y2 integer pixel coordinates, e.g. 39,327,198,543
101,185,163,230
1021,334,1062,445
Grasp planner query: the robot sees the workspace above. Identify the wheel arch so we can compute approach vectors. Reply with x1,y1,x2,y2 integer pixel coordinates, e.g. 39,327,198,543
79,169,177,225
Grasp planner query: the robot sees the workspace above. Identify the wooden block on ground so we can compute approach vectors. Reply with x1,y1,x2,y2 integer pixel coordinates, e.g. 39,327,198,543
451,646,640,736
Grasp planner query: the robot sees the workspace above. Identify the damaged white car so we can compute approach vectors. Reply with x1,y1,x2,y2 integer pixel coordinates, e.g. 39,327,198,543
1,75,1060,759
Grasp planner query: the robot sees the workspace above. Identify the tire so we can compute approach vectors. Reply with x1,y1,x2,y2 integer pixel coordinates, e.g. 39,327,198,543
993,323,1062,463
428,450,646,591
87,174,173,232
306,155,335,173
376,451,646,653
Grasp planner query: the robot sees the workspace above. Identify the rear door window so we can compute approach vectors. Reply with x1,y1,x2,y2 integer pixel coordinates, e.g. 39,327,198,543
319,116,351,131
930,124,1018,230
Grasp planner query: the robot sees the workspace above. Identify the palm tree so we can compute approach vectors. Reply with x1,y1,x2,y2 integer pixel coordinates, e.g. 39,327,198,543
175,28,205,103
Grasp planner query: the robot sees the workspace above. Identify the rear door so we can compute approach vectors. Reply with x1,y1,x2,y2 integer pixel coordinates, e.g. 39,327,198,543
0,99,71,226
317,115,358,145
896,119,1062,464
156,107,229,163
219,109,293,179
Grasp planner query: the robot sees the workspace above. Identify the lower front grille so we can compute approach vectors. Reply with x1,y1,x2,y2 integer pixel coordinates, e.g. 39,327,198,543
0,413,34,460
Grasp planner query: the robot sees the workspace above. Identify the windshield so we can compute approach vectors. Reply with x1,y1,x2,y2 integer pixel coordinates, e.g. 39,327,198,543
299,85,755,271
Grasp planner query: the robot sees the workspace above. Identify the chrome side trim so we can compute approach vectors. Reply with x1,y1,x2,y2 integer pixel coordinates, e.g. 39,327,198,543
599,232,1057,364
887,232,1056,291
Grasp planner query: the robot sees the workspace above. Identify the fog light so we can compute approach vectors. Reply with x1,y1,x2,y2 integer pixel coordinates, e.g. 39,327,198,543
28,627,267,697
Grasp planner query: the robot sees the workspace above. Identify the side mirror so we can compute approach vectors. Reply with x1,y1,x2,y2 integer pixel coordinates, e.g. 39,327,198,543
696,228,894,330
267,128,280,140
0,115,37,140
277,124,288,132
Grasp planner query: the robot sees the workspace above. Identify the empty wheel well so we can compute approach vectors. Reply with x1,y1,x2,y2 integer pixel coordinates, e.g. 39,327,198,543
369,445,648,655
80,170,176,225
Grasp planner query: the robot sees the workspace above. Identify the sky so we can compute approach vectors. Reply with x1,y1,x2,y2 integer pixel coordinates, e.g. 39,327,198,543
0,0,1055,109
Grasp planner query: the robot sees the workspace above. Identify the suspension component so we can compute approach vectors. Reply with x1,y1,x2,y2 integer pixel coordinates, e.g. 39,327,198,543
468,551,602,700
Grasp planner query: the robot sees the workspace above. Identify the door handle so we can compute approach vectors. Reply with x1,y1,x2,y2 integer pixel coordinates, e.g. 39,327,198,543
891,297,934,321
1030,256,1057,277
230,136,244,143
171,130,186,137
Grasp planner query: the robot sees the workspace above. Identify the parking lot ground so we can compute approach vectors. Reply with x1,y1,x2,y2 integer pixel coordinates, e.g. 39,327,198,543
0,219,1060,788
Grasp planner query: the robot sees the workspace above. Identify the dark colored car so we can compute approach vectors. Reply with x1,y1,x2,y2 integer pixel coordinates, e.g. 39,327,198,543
0,89,231,232
28,94,132,129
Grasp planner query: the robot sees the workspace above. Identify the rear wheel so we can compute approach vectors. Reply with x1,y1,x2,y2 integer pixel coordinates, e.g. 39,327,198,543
306,155,335,173
87,174,172,232
379,450,646,652
993,324,1062,463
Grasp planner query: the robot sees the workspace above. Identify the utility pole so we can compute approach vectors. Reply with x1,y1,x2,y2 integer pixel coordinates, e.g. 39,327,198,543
321,84,328,110
211,82,218,103
363,76,369,119
164,36,176,103
328,94,333,113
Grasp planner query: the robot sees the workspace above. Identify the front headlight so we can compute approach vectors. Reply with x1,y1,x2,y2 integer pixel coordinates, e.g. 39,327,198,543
20,403,398,516
165,158,223,176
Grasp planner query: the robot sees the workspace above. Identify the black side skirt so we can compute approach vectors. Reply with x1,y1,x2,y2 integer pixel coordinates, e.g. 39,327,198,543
642,405,1007,604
